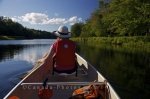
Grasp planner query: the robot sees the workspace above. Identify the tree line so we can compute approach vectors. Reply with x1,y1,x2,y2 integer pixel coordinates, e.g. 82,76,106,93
0,16,55,39
71,0,150,37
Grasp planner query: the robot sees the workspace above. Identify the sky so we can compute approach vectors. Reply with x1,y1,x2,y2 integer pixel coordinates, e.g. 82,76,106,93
0,0,99,32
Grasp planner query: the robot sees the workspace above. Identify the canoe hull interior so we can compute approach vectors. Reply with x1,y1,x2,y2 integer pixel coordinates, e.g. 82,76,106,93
4,54,120,99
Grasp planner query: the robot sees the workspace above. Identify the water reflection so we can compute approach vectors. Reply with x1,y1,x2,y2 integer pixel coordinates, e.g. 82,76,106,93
0,39,149,99
0,39,54,63
0,45,23,62
0,39,54,98
0,45,51,63
77,44,150,99
12,45,50,64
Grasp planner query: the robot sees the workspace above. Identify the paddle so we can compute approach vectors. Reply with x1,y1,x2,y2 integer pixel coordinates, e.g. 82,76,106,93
38,78,53,99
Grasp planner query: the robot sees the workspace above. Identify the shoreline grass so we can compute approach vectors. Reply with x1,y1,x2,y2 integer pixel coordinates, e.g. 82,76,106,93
72,36,150,45
72,36,150,53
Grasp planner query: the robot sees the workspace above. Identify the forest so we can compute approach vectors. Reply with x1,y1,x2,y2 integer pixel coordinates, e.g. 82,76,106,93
0,16,55,39
0,0,149,39
71,0,150,37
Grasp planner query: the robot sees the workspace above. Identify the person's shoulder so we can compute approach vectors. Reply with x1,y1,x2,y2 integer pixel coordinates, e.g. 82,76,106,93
51,39,59,47
53,39,60,43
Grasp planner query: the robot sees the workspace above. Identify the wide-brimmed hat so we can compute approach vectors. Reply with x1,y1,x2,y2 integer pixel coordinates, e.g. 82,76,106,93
53,26,71,38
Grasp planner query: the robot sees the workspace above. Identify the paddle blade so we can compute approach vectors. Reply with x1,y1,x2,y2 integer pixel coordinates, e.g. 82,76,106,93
8,96,20,99
38,89,53,99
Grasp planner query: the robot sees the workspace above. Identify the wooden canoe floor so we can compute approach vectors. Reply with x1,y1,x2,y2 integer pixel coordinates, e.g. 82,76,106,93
40,65,91,99
7,65,98,99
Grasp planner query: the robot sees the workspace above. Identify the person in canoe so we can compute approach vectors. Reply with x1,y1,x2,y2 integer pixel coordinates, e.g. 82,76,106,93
38,25,77,75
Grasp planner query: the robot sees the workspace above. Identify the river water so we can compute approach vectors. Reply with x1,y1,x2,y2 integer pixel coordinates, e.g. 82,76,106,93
0,39,149,99
77,44,150,99
0,39,54,98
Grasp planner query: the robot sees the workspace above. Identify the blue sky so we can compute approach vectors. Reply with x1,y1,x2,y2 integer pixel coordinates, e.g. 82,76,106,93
0,0,99,32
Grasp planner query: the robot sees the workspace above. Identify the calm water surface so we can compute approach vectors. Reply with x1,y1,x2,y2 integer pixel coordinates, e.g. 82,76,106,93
0,39,54,98
0,39,149,99
77,44,150,99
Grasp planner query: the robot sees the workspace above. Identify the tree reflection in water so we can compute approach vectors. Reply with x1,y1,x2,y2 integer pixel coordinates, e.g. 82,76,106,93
77,44,150,99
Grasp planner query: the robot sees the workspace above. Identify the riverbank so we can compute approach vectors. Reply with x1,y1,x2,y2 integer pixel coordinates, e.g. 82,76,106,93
76,42,150,99
72,36,150,53
0,36,55,40
72,36,150,46
0,36,24,40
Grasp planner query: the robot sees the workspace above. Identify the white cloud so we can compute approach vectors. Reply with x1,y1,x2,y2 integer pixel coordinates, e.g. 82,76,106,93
21,13,49,24
47,18,66,24
11,17,19,22
11,16,21,22
68,16,82,25
11,12,82,25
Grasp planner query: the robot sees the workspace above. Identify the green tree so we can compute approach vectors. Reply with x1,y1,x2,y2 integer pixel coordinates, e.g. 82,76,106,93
78,0,150,37
105,0,150,36
80,0,110,37
71,23,84,37
0,16,55,39
80,22,93,37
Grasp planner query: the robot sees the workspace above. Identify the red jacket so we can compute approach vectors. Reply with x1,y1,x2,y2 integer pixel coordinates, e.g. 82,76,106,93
52,39,76,71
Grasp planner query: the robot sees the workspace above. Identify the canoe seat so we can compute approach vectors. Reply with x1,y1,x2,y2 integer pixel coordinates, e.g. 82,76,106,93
52,71,76,76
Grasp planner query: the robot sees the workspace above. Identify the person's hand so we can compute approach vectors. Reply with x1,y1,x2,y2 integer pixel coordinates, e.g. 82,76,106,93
37,58,44,63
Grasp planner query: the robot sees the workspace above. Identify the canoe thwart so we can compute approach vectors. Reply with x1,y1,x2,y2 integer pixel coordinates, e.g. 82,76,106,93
21,82,107,86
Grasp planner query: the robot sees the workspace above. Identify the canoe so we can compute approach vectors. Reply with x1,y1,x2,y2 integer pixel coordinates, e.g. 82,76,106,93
4,54,120,99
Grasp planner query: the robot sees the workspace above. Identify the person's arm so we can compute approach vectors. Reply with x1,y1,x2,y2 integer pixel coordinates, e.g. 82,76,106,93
38,44,54,63
37,45,55,76
41,39,58,63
